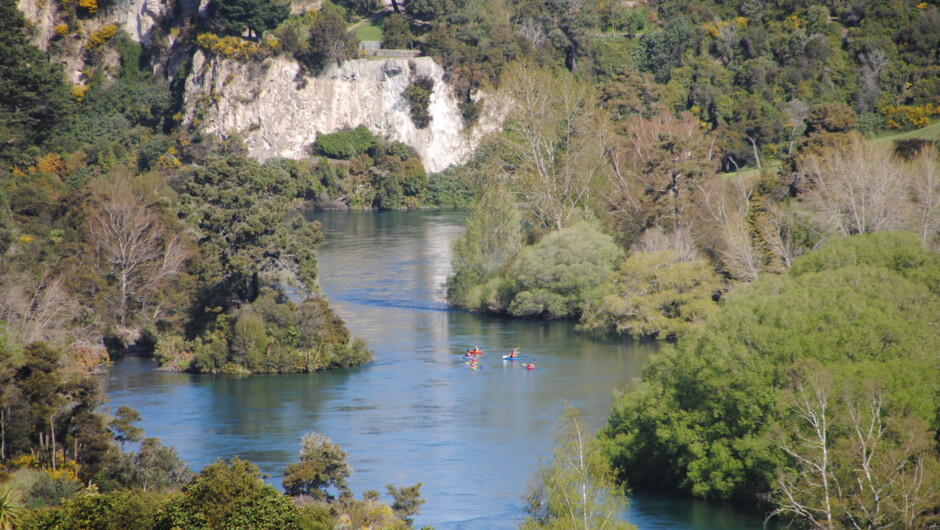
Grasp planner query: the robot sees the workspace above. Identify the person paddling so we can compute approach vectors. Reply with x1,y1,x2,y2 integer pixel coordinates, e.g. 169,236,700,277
524,363,535,370
509,347,519,359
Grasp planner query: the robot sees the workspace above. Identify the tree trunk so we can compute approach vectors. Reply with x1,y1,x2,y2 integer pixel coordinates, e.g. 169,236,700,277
50,414,56,471
120,270,129,326
748,136,762,170
250,271,260,302
1,407,5,462
391,0,401,13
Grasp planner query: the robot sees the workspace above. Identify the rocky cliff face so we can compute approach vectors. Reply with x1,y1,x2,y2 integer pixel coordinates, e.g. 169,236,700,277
17,0,198,83
16,0,191,47
183,53,484,173
16,0,494,171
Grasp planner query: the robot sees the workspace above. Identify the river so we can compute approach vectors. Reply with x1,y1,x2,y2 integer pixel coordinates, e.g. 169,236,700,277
104,210,766,529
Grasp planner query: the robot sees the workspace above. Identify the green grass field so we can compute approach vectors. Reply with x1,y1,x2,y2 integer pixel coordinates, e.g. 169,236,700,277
351,12,388,41
871,120,940,144
727,121,940,177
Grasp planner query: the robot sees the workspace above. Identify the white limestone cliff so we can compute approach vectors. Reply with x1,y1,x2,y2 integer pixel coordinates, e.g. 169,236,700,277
183,52,486,173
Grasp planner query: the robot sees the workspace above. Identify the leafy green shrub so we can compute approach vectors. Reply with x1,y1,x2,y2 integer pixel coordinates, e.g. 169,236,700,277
268,14,314,56
19,489,163,529
153,458,299,529
28,473,84,508
580,250,721,340
425,169,476,208
893,138,938,161
137,136,172,171
507,221,623,319
312,125,377,159
403,77,433,129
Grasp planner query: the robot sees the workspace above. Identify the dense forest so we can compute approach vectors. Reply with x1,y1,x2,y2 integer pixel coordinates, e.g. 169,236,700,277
2,0,940,526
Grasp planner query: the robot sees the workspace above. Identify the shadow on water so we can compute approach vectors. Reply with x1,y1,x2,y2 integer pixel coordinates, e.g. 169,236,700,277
104,210,773,529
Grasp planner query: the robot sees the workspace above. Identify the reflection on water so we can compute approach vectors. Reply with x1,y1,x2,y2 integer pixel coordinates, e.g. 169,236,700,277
104,210,766,529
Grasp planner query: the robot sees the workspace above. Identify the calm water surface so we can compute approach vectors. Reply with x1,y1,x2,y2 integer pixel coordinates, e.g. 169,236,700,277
104,210,765,529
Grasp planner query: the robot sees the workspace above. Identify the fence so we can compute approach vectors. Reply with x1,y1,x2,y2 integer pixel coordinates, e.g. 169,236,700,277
359,41,421,58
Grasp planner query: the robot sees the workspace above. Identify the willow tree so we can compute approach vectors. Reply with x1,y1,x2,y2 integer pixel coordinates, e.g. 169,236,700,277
495,60,609,231
446,183,524,310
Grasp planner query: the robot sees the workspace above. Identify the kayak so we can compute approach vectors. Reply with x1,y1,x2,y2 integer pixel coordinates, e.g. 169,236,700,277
502,355,521,360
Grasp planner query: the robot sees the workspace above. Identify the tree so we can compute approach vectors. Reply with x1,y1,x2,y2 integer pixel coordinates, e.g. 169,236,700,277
155,457,298,529
909,146,940,246
495,61,609,230
88,182,184,327
109,406,143,449
601,233,940,502
768,364,940,529
636,16,697,83
283,432,352,500
214,0,289,39
0,350,20,463
385,483,425,526
508,221,623,319
535,0,593,73
382,13,414,49
523,405,634,530
805,102,859,135
298,11,359,75
405,0,460,22
604,112,717,246
446,183,524,310
767,366,838,529
312,125,377,160
176,155,323,314
18,489,162,530
133,438,194,491
0,270,77,349
803,138,909,237
579,250,721,341
0,0,73,165
451,183,523,280
335,0,379,17
14,343,65,470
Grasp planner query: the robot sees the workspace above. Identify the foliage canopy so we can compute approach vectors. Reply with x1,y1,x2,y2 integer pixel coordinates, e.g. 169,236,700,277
600,233,940,504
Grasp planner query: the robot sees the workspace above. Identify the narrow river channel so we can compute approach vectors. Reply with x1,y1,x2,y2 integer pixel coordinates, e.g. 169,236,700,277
104,210,766,529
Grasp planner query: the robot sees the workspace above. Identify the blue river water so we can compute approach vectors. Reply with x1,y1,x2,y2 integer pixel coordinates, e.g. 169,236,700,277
103,210,767,529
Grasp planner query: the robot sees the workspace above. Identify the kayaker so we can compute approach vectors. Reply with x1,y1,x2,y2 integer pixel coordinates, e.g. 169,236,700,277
509,347,519,358
525,363,535,370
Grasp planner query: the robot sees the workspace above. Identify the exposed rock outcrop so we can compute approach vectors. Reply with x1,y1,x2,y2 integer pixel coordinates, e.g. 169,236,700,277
183,53,487,173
